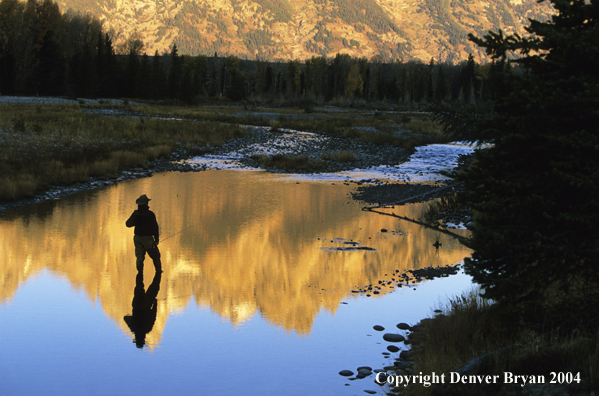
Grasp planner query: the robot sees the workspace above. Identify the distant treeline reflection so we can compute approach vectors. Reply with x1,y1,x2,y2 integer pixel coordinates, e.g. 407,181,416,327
0,0,508,104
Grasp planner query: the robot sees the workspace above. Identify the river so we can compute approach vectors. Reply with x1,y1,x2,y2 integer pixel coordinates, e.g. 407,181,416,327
0,143,475,395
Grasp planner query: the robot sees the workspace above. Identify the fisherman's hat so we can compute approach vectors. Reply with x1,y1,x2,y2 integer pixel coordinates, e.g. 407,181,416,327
136,194,151,205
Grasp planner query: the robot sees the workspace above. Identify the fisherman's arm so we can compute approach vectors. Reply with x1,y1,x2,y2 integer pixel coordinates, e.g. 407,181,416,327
125,211,137,228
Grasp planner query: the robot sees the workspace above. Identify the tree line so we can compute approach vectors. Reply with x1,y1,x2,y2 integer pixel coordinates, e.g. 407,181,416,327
437,0,599,316
0,0,511,105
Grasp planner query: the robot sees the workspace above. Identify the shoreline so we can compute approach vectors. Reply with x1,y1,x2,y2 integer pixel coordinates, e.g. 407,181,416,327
0,150,472,229
1,123,472,223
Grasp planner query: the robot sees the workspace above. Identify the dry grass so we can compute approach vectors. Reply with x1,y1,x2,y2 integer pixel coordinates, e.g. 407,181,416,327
0,104,246,202
422,195,461,222
0,102,448,202
132,103,452,155
250,153,329,171
407,288,599,395
321,150,356,162
405,117,444,137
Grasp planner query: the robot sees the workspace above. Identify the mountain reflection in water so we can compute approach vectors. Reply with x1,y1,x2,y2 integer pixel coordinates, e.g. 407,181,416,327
0,170,470,347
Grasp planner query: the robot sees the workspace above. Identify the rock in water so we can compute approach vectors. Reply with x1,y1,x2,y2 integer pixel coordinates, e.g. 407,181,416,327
383,333,405,342
339,370,354,377
396,322,411,330
357,367,373,376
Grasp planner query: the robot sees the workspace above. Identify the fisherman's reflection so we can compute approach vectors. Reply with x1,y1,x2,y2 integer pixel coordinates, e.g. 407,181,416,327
124,270,162,349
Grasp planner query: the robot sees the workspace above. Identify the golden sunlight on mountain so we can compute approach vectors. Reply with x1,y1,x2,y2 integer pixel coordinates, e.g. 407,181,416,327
0,171,470,346
54,0,553,61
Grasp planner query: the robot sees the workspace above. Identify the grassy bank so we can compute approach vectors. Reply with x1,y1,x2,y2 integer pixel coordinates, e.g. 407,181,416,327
0,102,447,202
0,103,246,201
130,104,447,149
406,288,599,395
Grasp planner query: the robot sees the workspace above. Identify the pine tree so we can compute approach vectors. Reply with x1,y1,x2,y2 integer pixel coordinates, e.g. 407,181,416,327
223,55,246,101
0,0,23,94
285,59,302,97
458,0,599,304
167,43,181,99
151,50,166,100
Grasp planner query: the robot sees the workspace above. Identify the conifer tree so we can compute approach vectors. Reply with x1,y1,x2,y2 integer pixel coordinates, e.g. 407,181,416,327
178,56,194,103
223,55,246,101
136,53,152,99
167,43,181,99
151,50,166,99
0,0,23,94
191,55,207,96
457,0,599,304
285,59,302,97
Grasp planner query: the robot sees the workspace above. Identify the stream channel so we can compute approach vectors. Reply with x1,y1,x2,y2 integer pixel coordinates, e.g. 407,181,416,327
0,137,475,395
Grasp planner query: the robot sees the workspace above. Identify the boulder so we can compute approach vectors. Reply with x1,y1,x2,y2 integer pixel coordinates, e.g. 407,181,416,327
383,333,405,342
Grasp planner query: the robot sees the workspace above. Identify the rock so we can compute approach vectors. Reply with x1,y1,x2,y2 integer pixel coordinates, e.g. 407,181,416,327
399,350,412,360
358,368,373,377
383,333,405,342
373,325,385,331
364,390,377,394
387,345,400,353
396,322,411,330
339,370,354,377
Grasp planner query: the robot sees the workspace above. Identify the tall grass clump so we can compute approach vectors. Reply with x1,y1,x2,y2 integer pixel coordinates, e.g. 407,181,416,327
408,288,599,395
422,195,462,223
404,117,444,138
409,289,521,378
0,175,37,201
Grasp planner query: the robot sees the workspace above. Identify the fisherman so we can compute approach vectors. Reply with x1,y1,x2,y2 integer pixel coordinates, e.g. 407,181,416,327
126,194,162,273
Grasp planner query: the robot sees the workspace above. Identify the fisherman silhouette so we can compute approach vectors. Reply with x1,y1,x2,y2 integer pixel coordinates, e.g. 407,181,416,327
126,194,162,273
124,270,162,349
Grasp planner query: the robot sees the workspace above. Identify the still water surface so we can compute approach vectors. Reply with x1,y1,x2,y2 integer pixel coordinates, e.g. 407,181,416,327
0,170,472,395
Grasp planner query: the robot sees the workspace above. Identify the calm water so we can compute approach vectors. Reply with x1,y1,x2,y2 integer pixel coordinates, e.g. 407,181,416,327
0,170,472,395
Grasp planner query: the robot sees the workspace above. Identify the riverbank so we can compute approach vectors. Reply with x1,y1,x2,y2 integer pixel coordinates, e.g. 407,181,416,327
390,289,599,396
0,99,466,214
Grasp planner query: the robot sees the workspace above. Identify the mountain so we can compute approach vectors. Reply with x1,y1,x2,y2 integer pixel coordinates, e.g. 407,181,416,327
54,0,553,62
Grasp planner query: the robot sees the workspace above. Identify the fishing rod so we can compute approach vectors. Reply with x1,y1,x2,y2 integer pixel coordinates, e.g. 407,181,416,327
160,223,200,243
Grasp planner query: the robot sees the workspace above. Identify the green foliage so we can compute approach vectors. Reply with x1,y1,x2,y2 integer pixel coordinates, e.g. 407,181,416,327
223,55,247,101
421,0,469,46
327,0,399,34
242,29,274,55
457,0,599,304
253,0,293,23
286,59,302,96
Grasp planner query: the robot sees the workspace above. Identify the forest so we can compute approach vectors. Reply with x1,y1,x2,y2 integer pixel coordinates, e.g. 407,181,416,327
0,0,507,105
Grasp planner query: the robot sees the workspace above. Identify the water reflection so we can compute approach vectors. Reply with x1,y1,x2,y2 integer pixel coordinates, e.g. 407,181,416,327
0,170,471,344
124,270,162,348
